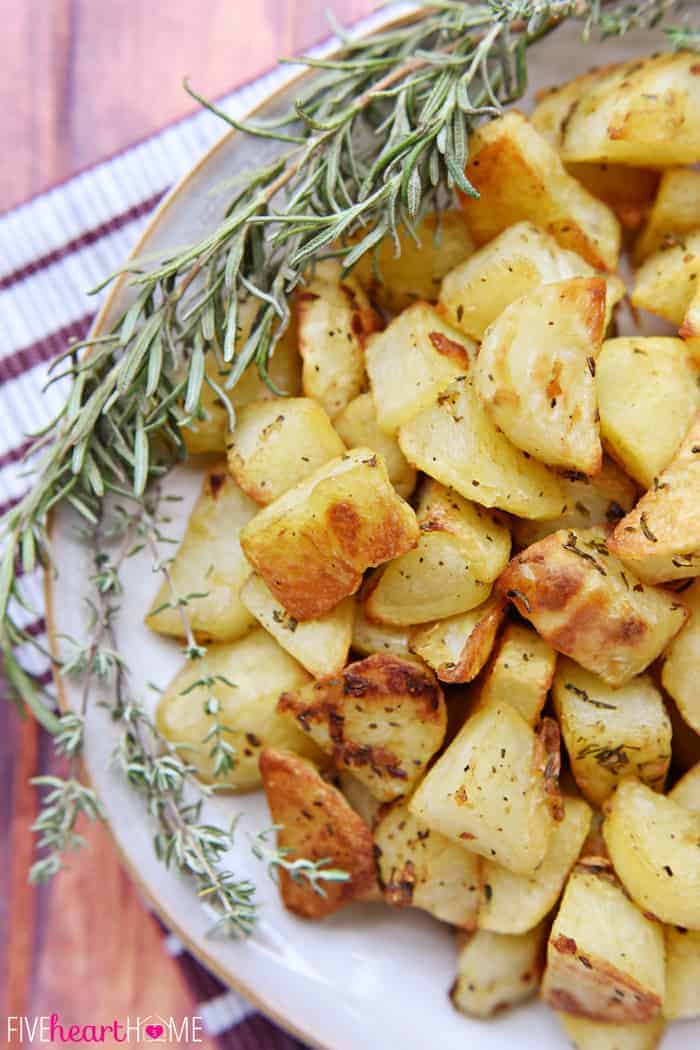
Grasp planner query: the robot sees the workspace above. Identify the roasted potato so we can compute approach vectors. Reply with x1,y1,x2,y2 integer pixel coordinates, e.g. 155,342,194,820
557,1013,666,1050
478,622,557,726
297,260,379,419
351,604,416,662
497,526,688,687
475,277,606,475
541,862,666,1022
451,923,548,1019
146,466,256,642
439,221,624,342
596,337,700,491
350,211,474,314
408,594,506,683
155,628,314,790
631,230,700,327
239,448,419,621
560,52,700,168
608,413,700,584
669,761,700,812
662,582,700,735
664,925,700,1020
333,393,416,499
398,375,565,520
364,481,511,626
259,748,378,918
365,303,475,434
479,795,591,935
240,575,353,679
373,800,482,927
604,778,700,929
512,458,637,549
337,770,383,827
634,168,700,264
552,659,672,806
226,397,344,504
410,702,558,874
276,653,447,802
459,111,620,271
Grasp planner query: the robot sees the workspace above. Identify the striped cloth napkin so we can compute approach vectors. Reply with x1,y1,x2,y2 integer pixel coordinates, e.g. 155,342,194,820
0,5,413,1044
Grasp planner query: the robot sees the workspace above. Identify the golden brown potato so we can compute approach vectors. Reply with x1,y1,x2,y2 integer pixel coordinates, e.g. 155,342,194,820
333,393,416,499
497,526,688,687
634,168,700,264
259,748,378,919
664,925,700,1020
560,53,700,168
408,594,506,683
146,466,256,643
337,770,383,827
603,778,700,930
512,458,637,549
631,229,700,327
155,628,314,790
596,337,700,491
552,659,671,806
531,65,622,148
662,582,700,736
276,653,447,802
373,800,482,927
439,222,624,343
239,448,419,621
479,795,591,935
451,923,548,1019
458,111,621,271
351,604,416,662
398,375,565,520
608,413,700,584
475,277,606,475
350,211,474,314
365,303,475,434
542,863,666,1022
478,622,557,726
557,1013,666,1050
297,260,379,419
239,575,353,679
409,701,557,874
669,761,700,813
364,481,511,626
226,397,344,504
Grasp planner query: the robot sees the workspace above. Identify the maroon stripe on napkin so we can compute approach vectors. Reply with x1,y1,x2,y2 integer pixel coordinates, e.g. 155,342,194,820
221,1013,308,1050
0,438,35,469
0,191,165,292
0,315,93,386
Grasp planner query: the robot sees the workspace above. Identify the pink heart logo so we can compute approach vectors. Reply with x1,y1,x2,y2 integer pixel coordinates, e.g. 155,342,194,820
145,1024,164,1040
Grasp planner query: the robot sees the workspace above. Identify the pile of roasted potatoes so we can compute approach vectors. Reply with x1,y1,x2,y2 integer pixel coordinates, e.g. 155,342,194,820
149,52,700,1050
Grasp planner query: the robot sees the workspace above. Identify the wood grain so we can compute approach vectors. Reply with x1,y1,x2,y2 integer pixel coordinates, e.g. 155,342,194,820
0,0,373,1042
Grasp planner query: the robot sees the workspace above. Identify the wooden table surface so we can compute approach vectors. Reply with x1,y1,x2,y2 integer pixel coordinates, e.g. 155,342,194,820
0,1,374,1043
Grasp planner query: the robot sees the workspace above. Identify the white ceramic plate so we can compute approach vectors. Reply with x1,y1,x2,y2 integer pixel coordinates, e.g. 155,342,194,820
47,13,699,1050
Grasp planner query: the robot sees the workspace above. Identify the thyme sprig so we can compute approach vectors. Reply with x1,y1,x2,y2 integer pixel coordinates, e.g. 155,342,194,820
251,826,352,897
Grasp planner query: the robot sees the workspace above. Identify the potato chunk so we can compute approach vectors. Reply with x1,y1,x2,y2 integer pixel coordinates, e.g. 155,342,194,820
155,629,313,790
512,458,636,549
408,595,506,683
561,53,700,168
297,260,379,419
634,168,700,264
459,112,620,270
662,582,700,735
478,623,557,726
596,337,700,490
439,222,623,343
351,604,416,662
557,1013,666,1050
277,654,446,802
552,659,671,806
398,375,564,519
240,448,419,621
350,211,474,314
669,761,700,813
664,925,700,1020
631,230,700,327
497,526,688,687
475,277,606,475
604,778,700,930
451,923,548,1019
146,467,256,643
542,863,666,1022
239,575,353,679
333,393,416,499
226,397,344,504
608,413,700,584
364,482,511,626
409,702,557,873
365,303,475,434
259,748,378,918
479,795,591,935
373,800,482,927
